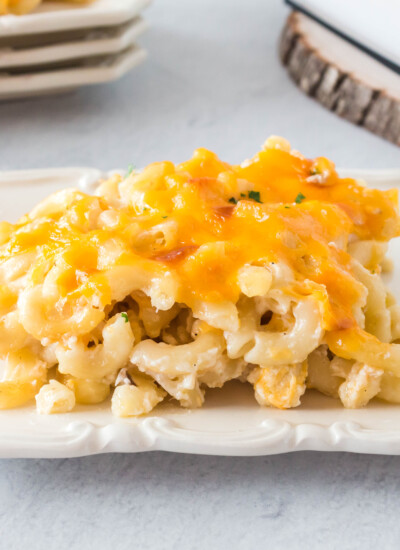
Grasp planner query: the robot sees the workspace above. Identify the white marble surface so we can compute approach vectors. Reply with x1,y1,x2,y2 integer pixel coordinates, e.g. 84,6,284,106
0,0,400,548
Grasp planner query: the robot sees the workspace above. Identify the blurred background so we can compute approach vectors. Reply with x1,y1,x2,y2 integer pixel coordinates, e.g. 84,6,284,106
0,0,398,172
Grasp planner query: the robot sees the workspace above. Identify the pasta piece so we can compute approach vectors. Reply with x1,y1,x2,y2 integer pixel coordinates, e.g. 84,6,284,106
248,362,307,409
381,257,394,273
19,284,105,340
152,372,204,408
224,292,294,361
130,332,226,407
390,305,400,342
133,220,178,254
238,265,272,297
352,260,391,342
56,314,134,379
0,252,36,287
36,380,75,415
378,374,400,404
0,221,14,246
338,363,383,409
198,355,247,388
192,300,239,332
348,240,388,272
95,174,122,206
111,372,166,417
0,380,41,409
244,297,323,366
66,379,110,405
28,189,87,221
0,312,36,355
131,332,225,377
132,290,181,338
327,329,400,378
263,135,291,152
162,308,194,345
224,296,259,359
2,348,48,383
306,346,342,398
104,265,178,311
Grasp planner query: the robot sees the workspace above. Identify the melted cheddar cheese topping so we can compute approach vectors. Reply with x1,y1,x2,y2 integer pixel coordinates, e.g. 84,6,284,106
1,143,399,340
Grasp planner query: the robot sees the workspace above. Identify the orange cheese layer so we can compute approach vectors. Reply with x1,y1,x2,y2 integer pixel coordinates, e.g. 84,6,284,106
1,146,399,335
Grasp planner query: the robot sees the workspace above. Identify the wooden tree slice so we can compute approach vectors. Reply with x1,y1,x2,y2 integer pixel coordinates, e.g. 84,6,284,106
280,12,400,146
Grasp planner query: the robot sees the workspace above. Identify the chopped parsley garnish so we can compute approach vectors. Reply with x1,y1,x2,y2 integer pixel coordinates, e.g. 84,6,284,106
248,190,262,203
228,197,238,204
121,312,129,323
295,192,306,204
310,167,321,176
162,215,168,219
284,205,290,209
126,164,135,177
240,193,246,197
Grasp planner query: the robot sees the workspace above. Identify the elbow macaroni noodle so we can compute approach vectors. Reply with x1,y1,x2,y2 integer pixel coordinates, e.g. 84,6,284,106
0,136,400,416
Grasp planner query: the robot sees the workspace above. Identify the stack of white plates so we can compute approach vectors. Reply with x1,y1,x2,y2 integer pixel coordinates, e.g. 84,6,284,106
0,0,151,100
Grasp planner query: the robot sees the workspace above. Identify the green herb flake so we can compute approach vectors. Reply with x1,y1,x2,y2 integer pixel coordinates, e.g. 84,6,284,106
310,167,321,176
284,205,290,209
295,192,306,204
121,312,129,323
248,190,262,203
126,164,135,177
240,193,246,197
228,197,238,205
162,215,168,219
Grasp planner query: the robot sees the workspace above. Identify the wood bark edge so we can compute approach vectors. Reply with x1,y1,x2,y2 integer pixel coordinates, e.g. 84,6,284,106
279,12,400,147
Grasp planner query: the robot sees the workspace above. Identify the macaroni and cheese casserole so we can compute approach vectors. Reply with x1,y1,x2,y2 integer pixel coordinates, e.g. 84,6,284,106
1,136,400,416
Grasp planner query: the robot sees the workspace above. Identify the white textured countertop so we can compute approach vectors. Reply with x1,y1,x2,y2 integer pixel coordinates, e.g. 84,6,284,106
0,1,400,548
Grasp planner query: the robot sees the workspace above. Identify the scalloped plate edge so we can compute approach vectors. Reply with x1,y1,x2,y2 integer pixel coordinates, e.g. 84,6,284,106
0,166,399,457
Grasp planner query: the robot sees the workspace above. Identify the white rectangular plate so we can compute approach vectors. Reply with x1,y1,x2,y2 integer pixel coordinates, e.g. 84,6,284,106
0,16,148,69
0,45,147,100
0,167,400,458
0,0,151,36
